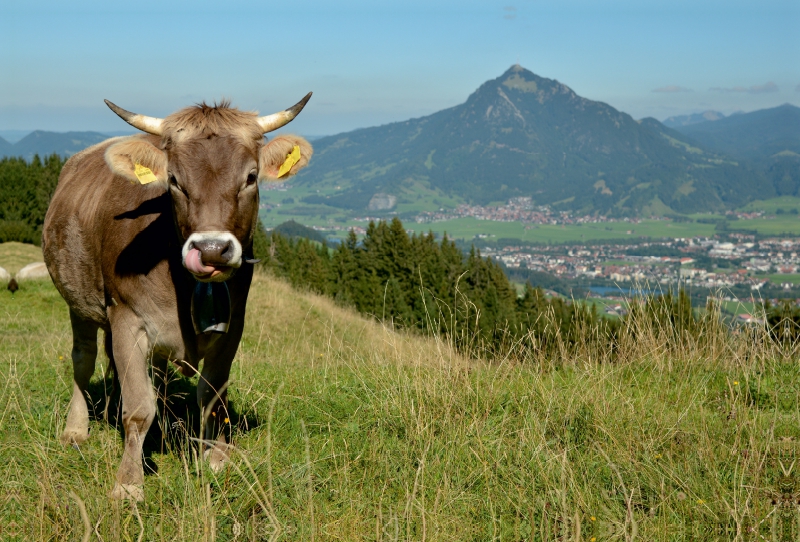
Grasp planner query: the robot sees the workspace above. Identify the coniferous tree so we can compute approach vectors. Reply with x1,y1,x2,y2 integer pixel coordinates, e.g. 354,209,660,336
0,154,65,244
260,217,624,358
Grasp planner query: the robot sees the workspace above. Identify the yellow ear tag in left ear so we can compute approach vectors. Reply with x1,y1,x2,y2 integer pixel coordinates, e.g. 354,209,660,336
134,163,158,184
277,145,301,178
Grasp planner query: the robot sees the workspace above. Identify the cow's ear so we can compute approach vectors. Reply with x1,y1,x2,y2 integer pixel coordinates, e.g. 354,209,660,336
104,136,169,188
258,135,313,181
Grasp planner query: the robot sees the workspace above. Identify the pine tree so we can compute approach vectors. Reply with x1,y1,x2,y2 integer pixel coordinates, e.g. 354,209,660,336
0,154,65,244
260,218,623,359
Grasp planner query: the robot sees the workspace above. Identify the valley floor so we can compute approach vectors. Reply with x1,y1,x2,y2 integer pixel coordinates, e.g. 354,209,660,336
1,270,797,541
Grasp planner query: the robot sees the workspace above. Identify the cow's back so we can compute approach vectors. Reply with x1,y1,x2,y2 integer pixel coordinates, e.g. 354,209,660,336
44,136,170,326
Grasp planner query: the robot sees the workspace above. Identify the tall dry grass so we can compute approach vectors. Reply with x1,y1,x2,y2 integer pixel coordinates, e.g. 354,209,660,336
1,270,796,541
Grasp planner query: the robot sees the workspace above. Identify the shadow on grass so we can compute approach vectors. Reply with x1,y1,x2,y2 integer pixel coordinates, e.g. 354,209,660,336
85,368,260,476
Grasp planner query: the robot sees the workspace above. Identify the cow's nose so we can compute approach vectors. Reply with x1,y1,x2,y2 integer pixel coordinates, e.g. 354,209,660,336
192,238,234,266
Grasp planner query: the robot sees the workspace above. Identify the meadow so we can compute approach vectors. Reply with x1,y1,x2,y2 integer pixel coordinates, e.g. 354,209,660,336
1,245,797,540
260,186,800,245
0,241,43,275
403,218,717,245
739,196,800,215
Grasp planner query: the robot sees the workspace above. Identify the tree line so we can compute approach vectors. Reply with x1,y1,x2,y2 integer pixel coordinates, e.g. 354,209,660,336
256,219,800,357
257,218,619,356
0,155,64,244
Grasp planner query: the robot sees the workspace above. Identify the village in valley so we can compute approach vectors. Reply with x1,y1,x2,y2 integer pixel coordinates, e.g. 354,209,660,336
413,196,636,226
485,234,797,290
263,190,800,310
272,194,800,323
409,199,800,295
382,197,798,294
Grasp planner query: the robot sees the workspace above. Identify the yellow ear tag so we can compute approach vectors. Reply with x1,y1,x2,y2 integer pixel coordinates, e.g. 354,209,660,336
134,163,158,185
277,145,301,178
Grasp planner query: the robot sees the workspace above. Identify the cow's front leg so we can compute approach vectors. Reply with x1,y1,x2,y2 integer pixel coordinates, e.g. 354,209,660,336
198,359,233,472
61,310,99,446
197,320,242,472
108,311,155,501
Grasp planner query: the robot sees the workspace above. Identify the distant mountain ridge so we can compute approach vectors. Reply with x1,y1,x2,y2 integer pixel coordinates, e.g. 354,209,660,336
673,104,800,160
0,136,12,156
0,131,110,161
296,65,767,215
5,72,797,214
672,103,800,198
662,110,726,128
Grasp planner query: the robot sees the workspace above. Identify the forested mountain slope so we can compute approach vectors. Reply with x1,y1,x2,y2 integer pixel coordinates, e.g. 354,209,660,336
296,65,766,215
674,104,800,197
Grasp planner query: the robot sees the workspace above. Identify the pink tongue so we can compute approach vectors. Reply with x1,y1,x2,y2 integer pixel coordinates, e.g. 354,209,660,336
185,248,215,275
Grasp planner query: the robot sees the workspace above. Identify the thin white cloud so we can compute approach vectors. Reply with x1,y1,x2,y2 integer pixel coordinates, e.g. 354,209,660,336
709,82,779,94
652,85,692,93
749,82,779,93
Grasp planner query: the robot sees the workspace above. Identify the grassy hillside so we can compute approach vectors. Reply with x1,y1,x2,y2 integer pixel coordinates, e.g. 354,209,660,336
2,270,793,540
740,196,800,214
0,240,44,275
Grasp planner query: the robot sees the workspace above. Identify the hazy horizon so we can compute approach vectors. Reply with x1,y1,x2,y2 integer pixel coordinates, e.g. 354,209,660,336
2,0,798,135
1,98,797,145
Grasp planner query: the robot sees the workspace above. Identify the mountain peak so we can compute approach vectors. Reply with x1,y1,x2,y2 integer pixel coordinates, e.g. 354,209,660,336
297,69,780,215
494,65,576,101
500,64,542,84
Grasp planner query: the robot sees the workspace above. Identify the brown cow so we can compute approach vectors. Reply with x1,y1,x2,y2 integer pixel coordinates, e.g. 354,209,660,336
43,95,313,500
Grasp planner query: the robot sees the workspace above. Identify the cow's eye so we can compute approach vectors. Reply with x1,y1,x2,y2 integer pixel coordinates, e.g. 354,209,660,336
246,172,258,186
169,174,187,195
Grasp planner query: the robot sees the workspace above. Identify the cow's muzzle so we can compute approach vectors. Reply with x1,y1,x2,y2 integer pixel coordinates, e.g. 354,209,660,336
182,232,243,282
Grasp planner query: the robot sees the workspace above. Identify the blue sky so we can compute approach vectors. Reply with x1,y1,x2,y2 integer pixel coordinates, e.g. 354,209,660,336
2,0,797,135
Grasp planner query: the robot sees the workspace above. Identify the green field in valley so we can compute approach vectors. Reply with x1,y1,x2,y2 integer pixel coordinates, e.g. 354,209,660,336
726,216,800,236
403,217,719,243
739,196,800,214
261,187,800,245
768,273,800,285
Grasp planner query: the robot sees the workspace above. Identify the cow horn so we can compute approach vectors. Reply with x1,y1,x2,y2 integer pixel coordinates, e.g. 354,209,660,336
104,100,164,136
256,92,312,134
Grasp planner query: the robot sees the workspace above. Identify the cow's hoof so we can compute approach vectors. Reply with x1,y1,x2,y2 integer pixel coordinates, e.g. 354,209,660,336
204,443,231,473
110,483,144,502
59,429,89,446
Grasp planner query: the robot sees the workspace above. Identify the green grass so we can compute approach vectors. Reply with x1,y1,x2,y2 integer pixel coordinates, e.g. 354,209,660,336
260,210,720,244
402,217,717,244
768,274,800,285
738,196,800,214
718,300,760,318
260,183,800,245
726,216,800,236
0,240,44,275
2,247,793,539
579,297,624,318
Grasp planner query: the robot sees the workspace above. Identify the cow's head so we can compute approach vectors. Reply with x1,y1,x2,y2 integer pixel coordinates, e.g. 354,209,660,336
103,95,313,282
